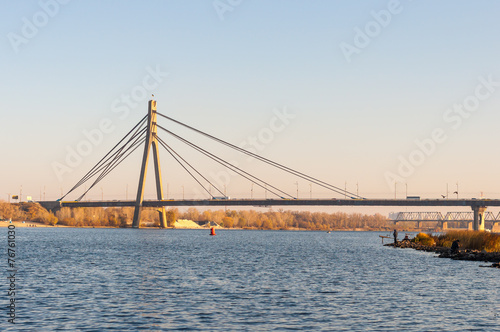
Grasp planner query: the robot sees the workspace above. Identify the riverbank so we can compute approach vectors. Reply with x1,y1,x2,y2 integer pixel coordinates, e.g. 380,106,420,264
1,201,392,230
385,240,500,268
0,221,61,228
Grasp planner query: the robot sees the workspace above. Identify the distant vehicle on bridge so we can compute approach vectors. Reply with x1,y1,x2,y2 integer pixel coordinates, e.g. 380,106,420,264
406,196,420,200
212,196,230,200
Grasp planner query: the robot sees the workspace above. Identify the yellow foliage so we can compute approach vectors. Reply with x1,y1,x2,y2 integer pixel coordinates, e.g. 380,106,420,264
439,230,500,252
414,233,436,246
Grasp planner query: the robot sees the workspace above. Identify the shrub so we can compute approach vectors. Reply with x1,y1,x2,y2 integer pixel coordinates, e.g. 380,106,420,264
60,217,76,226
439,239,453,248
413,232,436,246
438,230,500,252
41,212,58,226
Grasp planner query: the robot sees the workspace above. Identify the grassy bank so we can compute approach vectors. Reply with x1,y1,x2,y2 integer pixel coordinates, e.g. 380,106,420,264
413,231,500,252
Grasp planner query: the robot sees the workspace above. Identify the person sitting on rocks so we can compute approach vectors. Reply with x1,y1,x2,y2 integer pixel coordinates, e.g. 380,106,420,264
451,239,460,254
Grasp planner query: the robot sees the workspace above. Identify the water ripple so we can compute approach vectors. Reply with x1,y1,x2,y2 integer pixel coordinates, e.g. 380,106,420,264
3,228,499,331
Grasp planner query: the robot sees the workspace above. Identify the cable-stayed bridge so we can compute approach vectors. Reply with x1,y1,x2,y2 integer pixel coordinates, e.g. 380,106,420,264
39,100,498,230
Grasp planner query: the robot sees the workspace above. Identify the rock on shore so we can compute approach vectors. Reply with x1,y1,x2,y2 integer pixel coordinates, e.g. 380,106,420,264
384,240,500,268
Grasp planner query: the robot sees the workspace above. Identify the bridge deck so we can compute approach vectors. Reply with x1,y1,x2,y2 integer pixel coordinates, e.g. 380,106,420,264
38,199,500,209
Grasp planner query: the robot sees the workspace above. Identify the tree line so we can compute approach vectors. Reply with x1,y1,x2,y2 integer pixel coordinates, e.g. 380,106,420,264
0,201,390,230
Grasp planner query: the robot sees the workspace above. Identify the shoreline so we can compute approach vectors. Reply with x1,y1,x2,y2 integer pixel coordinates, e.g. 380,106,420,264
385,241,500,268
0,221,62,228
0,220,394,231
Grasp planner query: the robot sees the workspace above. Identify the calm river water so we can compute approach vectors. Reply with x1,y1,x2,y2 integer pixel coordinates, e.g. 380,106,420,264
3,228,499,331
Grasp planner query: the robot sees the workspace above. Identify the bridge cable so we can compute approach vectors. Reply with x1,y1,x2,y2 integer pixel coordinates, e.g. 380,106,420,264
60,116,147,200
75,134,146,201
154,134,223,198
73,135,145,201
60,115,147,199
155,124,295,199
73,126,147,191
155,112,362,198
62,125,146,201
75,135,146,201
155,112,361,198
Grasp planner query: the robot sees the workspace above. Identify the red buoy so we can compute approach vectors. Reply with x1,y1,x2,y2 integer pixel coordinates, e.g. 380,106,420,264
210,227,216,236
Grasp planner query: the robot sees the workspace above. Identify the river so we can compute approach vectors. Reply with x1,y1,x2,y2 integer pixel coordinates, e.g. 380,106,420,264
3,228,499,331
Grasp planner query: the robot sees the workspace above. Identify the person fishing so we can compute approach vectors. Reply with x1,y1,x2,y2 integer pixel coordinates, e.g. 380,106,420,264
393,229,398,245
451,239,460,254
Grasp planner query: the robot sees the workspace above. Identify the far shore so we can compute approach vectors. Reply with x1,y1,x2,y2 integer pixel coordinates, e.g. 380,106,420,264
0,220,432,232
0,221,68,228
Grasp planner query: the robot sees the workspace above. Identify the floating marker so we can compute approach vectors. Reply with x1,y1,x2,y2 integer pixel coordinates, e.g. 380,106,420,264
210,227,216,236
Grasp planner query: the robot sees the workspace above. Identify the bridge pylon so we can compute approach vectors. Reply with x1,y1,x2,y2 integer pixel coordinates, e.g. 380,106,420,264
132,100,167,228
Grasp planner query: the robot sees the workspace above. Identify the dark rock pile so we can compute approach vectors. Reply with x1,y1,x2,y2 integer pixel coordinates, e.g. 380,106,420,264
384,240,500,268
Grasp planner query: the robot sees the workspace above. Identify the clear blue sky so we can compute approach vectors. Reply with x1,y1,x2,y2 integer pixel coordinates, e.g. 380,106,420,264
1,0,500,205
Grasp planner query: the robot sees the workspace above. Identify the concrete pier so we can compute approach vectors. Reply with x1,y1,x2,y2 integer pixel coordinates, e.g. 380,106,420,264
471,206,486,231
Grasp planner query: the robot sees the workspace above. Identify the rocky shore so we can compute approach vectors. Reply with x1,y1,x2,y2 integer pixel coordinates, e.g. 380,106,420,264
385,240,500,268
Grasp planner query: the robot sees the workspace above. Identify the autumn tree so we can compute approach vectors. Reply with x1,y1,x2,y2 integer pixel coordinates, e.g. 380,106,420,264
221,216,234,228
6,202,389,230
184,208,201,221
166,209,178,227
41,212,58,226
0,201,16,220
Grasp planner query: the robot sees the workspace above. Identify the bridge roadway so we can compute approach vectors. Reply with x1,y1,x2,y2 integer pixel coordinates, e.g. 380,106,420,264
39,198,500,210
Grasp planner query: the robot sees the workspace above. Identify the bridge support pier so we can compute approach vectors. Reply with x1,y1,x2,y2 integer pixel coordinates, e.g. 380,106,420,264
441,221,448,230
38,201,61,214
132,100,168,228
471,206,486,231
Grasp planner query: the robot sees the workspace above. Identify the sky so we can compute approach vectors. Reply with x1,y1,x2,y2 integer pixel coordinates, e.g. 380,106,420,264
1,0,500,212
